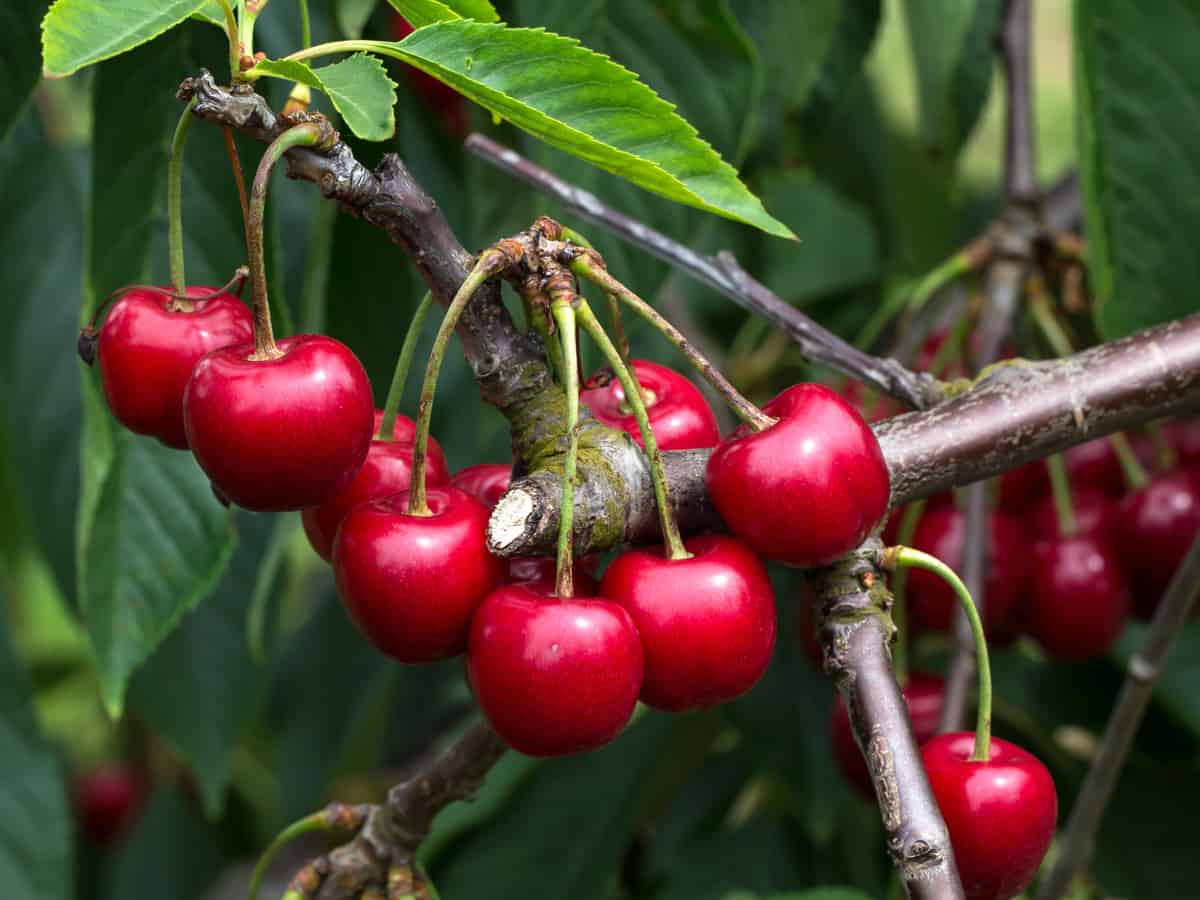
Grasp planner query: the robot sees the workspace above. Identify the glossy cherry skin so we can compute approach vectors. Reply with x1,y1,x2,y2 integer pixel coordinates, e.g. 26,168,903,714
467,583,644,756
600,535,775,711
333,486,505,662
450,463,511,508
97,287,253,449
922,733,1057,900
301,420,451,562
830,674,945,798
1028,535,1130,659
184,335,373,511
1028,485,1120,545
706,384,890,566
73,766,146,846
1118,468,1200,618
908,506,1029,638
581,359,721,451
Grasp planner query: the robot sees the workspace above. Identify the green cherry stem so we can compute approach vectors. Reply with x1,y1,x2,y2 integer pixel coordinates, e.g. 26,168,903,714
570,255,774,432
378,291,435,441
1145,421,1178,471
166,97,197,300
575,300,690,561
408,250,509,516
890,546,992,761
888,498,928,686
1109,430,1149,491
213,0,239,79
246,123,326,359
551,299,581,598
246,804,366,900
298,0,311,48
1045,453,1077,538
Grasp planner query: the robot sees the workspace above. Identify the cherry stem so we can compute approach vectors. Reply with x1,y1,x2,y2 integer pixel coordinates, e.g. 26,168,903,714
213,0,239,80
571,255,775,432
551,299,580,598
1108,430,1149,491
408,252,506,516
1145,421,1178,471
888,498,929,686
247,812,331,900
298,0,311,48
891,546,992,761
1045,453,1077,538
378,291,434,441
247,123,325,359
575,300,690,561
167,97,197,300
236,0,270,74
1030,286,1075,359
222,127,250,234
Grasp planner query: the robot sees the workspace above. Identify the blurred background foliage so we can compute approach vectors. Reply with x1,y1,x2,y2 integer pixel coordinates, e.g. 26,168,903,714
2,1,1198,898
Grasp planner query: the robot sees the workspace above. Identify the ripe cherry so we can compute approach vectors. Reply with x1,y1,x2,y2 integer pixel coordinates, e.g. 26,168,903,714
1163,420,1200,467
830,673,945,798
600,534,775,711
922,733,1057,900
997,461,1048,511
1063,438,1126,497
1027,535,1130,659
907,506,1029,638
301,412,451,561
450,462,512,508
1028,485,1120,544
706,384,890,566
184,334,374,511
1118,468,1200,618
73,766,146,846
96,286,252,448
334,486,505,662
467,582,643,756
581,359,721,451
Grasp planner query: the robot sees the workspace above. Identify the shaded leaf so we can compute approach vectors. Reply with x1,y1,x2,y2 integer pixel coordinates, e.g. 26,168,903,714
41,0,207,77
254,54,397,141
1112,622,1200,739
386,0,499,27
0,0,48,140
1076,0,1200,339
337,0,379,37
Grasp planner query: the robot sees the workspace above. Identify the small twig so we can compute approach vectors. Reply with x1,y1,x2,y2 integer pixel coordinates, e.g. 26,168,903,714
1035,533,1200,899
1000,0,1037,204
465,133,943,411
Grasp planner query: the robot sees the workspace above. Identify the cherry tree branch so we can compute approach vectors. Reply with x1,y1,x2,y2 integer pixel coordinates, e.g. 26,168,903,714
1000,0,1037,204
1035,533,1200,900
464,133,943,411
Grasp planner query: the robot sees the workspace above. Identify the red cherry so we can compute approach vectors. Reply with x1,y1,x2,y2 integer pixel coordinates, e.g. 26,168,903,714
333,486,505,662
73,766,146,846
581,359,721,451
600,535,775,711
996,461,1048,511
1163,420,1200,467
388,15,468,135
1027,535,1130,659
706,384,890,566
467,582,643,756
450,462,511,508
1063,438,1126,497
1028,485,1120,544
922,733,1057,900
301,416,451,562
907,506,1029,638
1118,468,1200,619
830,674,945,798
368,409,447,468
96,287,252,448
184,334,374,511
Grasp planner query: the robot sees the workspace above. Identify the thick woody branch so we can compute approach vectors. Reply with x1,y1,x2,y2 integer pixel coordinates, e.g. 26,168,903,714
464,134,943,411
494,313,1200,556
808,542,964,899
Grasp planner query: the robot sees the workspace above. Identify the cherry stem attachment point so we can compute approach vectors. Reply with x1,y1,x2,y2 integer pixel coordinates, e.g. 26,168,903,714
551,299,580,598
246,122,327,359
887,546,992,761
167,97,197,300
575,300,690,561
570,255,774,432
409,248,513,515
1045,453,1077,538
247,803,368,900
378,291,434,441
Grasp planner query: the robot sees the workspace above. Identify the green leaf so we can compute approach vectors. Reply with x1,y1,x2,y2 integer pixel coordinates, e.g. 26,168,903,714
361,20,793,237
0,0,48,141
727,891,873,900
902,0,1001,156
337,0,379,37
1076,0,1200,339
41,0,208,77
655,819,811,900
386,0,500,27
254,54,397,141
0,596,73,900
1113,622,1200,738
191,2,228,28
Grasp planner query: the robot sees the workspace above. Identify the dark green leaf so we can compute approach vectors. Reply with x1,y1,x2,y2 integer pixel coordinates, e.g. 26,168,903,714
360,20,793,236
728,891,873,900
337,0,379,37
254,54,398,141
1076,0,1200,339
0,595,73,900
655,819,810,900
41,0,208,77
902,0,1001,157
1112,622,1200,739
0,0,47,141
386,0,499,27
738,0,843,113
128,510,282,818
